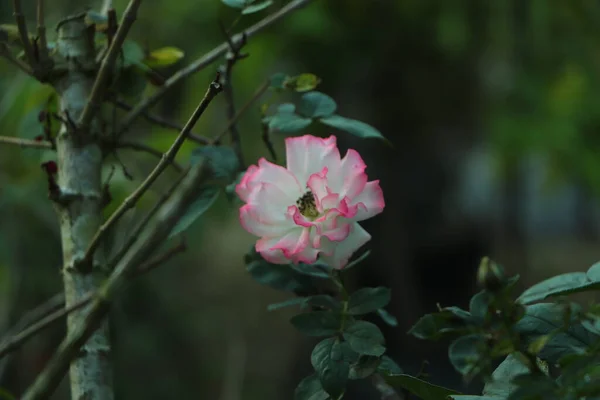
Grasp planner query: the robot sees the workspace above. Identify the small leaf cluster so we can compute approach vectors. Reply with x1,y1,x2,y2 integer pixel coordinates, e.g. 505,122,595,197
262,72,388,143
408,258,600,400
243,248,401,400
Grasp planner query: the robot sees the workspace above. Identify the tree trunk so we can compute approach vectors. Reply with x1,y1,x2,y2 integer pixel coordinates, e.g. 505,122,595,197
54,16,113,400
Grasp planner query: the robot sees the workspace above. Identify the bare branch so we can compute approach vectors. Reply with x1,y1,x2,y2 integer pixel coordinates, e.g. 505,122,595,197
78,0,142,132
117,141,184,172
110,98,210,144
36,0,49,64
118,0,314,136
0,135,52,149
0,241,186,362
21,157,212,400
370,374,403,400
218,22,248,167
11,0,36,69
101,0,114,15
80,75,222,271
212,79,269,145
0,43,34,76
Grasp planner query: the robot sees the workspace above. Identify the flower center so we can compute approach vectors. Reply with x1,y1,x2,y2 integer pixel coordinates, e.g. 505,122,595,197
296,190,319,219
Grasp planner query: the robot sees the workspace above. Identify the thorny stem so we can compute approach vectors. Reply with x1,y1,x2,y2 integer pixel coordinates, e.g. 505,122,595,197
117,0,315,136
81,75,222,273
0,43,34,76
21,159,211,400
36,0,49,66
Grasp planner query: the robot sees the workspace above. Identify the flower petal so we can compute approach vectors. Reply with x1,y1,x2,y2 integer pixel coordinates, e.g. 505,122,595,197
319,223,371,269
351,180,385,221
337,149,367,200
240,204,294,238
236,157,301,203
285,135,341,185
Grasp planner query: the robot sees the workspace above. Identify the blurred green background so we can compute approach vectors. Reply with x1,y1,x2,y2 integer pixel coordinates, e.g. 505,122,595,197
3,0,600,398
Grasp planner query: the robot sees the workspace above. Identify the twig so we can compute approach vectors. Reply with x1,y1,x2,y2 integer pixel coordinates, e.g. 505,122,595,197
101,0,114,15
0,295,90,360
118,0,314,136
80,75,222,271
78,0,142,132
110,98,210,144
0,43,34,76
212,79,269,145
21,158,211,400
117,141,184,172
105,167,189,273
370,374,403,400
0,136,53,149
218,22,248,167
0,241,186,361
11,0,36,70
36,0,49,65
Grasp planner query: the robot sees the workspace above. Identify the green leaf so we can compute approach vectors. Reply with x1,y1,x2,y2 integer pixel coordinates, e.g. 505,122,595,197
120,40,146,68
291,311,342,337
269,73,290,90
482,354,530,398
515,303,597,363
143,47,184,68
377,355,403,375
267,112,312,133
408,310,471,340
448,334,485,375
449,396,500,400
190,146,239,182
349,355,381,380
222,0,246,8
267,297,308,311
343,320,386,356
385,374,461,400
469,290,492,320
285,73,322,92
294,374,329,400
276,103,296,113
242,0,273,14
517,270,600,305
308,295,342,311
586,261,600,281
343,250,371,271
247,260,313,292
347,287,391,315
319,115,386,141
290,261,331,278
297,91,337,118
376,308,398,327
311,338,350,397
168,186,220,238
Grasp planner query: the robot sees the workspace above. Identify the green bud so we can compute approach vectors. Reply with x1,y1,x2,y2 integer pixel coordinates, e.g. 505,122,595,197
477,257,506,292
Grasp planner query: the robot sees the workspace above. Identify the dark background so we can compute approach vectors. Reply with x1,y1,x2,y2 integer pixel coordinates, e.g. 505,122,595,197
2,0,600,398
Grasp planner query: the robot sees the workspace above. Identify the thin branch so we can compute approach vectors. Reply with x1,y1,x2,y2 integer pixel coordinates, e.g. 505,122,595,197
101,0,114,15
118,0,314,136
0,241,186,361
110,98,210,144
212,79,269,145
370,374,403,400
21,158,212,400
11,0,36,69
0,43,34,76
105,167,189,272
218,23,248,167
36,0,48,64
80,75,222,270
117,141,184,172
78,0,142,132
0,136,52,149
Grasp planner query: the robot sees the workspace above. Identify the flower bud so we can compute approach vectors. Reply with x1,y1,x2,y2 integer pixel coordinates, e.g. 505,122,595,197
477,256,505,292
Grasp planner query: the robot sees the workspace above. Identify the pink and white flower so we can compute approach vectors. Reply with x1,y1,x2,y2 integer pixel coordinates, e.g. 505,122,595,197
236,135,385,269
